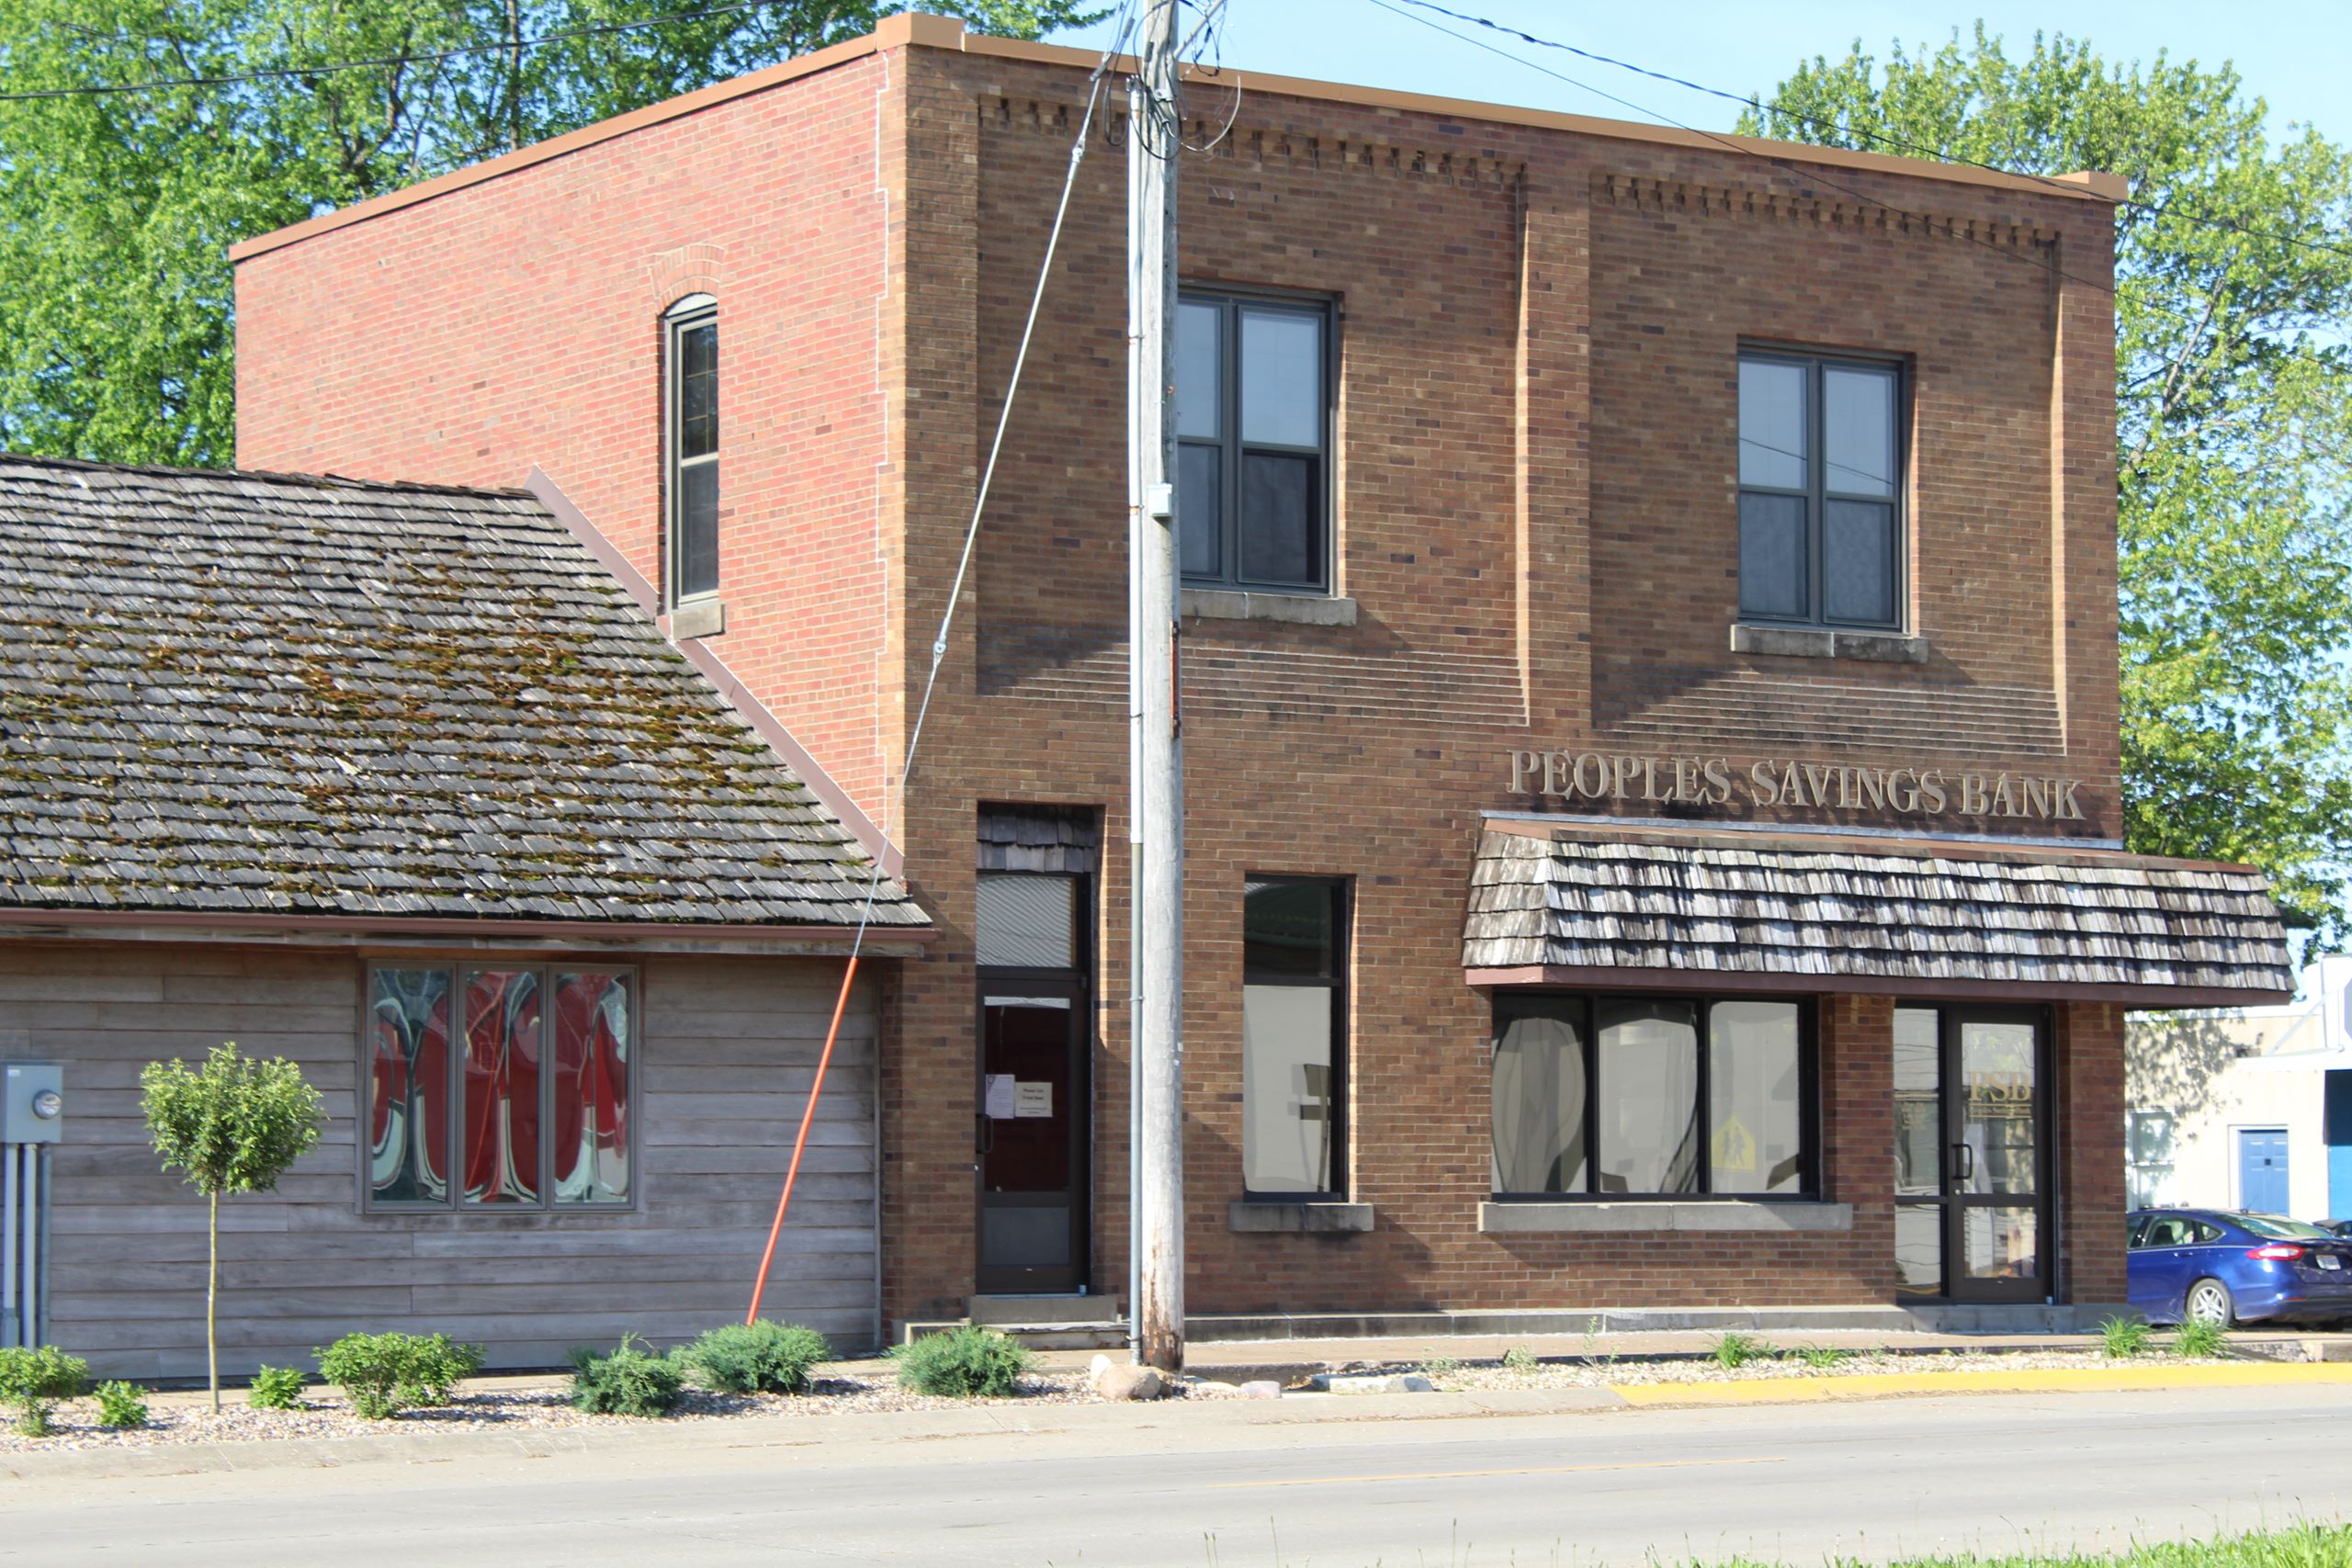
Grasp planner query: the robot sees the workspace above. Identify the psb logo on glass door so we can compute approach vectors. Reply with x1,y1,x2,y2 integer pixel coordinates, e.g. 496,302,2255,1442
1964,1070,2033,1116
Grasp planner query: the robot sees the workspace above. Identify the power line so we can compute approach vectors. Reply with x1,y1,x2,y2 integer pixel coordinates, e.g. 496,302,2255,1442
0,0,797,103
1381,0,2352,265
745,0,1138,1321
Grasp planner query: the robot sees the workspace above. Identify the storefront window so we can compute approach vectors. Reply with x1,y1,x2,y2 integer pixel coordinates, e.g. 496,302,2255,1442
1241,878,1347,1196
365,964,635,1213
1490,995,1815,1199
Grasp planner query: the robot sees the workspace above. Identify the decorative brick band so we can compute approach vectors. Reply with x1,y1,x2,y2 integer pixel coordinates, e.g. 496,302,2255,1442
981,96,1523,190
1595,171,2059,249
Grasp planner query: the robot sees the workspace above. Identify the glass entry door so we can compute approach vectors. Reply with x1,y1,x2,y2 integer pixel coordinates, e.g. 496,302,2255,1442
1894,1006,2050,1303
978,984,1087,1292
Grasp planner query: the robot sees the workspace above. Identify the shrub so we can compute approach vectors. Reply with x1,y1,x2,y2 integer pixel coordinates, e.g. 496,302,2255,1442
568,1337,686,1417
247,1365,307,1410
681,1321,831,1395
1712,1332,1768,1370
890,1325,1031,1398
95,1381,149,1430
2098,1314,2155,1359
0,1346,89,1437
317,1332,486,1420
2175,1318,2233,1359
1500,1345,1539,1374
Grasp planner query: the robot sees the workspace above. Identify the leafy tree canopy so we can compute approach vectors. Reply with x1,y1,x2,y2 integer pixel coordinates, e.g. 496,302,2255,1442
0,0,1100,468
141,1041,325,1195
1743,27,2352,947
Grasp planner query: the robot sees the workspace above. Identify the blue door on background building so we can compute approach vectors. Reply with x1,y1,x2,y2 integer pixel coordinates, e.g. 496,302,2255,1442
2239,1128,2290,1213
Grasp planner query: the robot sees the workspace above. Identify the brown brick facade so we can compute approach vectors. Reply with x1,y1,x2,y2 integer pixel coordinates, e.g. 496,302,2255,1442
235,17,2149,1329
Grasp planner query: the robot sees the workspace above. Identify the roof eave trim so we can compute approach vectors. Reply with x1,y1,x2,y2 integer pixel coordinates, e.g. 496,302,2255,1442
0,906,935,953
525,467,904,881
1464,964,2292,1010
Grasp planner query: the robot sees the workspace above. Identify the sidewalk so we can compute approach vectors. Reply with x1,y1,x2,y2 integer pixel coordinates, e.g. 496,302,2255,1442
1031,1324,2351,1382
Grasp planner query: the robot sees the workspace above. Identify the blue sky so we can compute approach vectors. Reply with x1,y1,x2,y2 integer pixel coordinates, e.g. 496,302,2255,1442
1049,2,2348,151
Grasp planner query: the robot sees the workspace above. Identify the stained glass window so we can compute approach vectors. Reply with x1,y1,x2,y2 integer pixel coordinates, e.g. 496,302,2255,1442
463,971,542,1206
552,972,633,1205
367,964,631,1213
368,968,450,1205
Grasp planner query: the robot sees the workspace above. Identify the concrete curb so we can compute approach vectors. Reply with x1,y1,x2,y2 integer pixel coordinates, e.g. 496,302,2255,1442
1608,1361,2352,1407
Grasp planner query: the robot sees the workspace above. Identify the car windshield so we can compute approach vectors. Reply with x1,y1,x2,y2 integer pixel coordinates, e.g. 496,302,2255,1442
2237,1213,2334,1241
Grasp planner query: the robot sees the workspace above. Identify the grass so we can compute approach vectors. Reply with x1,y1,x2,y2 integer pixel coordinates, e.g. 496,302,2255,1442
1169,1521,2352,1567
1692,1519,2352,1565
1710,1331,1770,1370
2098,1314,2157,1359
2173,1320,2232,1359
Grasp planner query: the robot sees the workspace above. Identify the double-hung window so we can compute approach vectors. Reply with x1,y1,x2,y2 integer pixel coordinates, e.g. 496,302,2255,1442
1241,877,1348,1196
365,964,636,1211
1491,994,1816,1198
1737,350,1904,628
665,296,719,604
1176,291,1333,594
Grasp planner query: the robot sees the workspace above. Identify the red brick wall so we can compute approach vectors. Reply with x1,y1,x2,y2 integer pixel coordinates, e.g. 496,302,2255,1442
235,48,908,822
2058,1001,2130,1304
233,28,2132,1328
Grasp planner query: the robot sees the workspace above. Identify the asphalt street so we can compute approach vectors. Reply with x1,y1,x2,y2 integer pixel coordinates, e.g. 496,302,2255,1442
6,1385,2348,1566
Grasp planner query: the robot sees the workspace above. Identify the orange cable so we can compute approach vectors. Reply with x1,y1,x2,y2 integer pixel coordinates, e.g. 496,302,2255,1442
746,953,859,1325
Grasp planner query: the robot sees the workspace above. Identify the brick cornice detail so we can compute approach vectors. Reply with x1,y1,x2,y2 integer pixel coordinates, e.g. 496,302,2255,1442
1595,171,2060,249
980,96,1523,191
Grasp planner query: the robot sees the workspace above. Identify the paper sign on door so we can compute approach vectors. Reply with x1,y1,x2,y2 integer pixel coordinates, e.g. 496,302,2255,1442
983,1074,1018,1120
1014,1081,1054,1119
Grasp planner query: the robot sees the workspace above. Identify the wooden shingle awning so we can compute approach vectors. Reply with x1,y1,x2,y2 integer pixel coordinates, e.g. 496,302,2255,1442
1464,822,2295,1007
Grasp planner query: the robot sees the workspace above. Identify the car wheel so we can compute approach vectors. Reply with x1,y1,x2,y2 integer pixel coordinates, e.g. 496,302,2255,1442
2185,1277,2236,1327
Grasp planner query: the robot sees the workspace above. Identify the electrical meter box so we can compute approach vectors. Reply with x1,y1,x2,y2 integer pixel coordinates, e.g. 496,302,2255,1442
0,1063,63,1144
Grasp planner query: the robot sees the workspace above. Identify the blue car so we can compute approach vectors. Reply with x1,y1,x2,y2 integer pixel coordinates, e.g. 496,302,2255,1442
2127,1209,2352,1326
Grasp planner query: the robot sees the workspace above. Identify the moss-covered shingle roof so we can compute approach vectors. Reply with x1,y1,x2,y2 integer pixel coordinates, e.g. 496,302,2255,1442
0,456,923,928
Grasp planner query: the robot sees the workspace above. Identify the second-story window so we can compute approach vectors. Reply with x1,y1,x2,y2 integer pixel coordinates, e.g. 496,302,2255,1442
1737,349,1904,629
1176,291,1333,594
665,295,719,604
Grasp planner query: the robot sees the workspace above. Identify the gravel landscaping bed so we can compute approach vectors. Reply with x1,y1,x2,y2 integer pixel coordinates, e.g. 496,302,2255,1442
0,1368,1228,1454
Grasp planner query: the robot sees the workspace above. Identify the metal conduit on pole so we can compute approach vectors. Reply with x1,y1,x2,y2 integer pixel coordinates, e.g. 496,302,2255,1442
1127,0,1186,1375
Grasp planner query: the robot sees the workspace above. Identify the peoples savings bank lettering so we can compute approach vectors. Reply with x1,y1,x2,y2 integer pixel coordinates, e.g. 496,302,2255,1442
1506,750,2088,822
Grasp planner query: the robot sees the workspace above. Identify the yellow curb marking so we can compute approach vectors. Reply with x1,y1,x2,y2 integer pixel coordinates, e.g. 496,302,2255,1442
1211,1455,1787,1490
1609,1362,2352,1406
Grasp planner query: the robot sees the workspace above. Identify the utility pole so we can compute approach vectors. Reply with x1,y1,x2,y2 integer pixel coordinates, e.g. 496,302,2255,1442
1127,0,1185,1375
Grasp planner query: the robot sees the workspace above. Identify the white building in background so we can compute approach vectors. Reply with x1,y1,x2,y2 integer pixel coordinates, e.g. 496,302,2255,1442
2126,956,2352,1221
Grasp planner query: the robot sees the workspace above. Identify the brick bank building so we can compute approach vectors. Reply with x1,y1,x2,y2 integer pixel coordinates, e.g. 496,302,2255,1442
0,16,2295,1372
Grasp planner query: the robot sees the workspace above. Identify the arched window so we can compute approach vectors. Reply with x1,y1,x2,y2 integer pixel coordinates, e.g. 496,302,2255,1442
663,294,719,604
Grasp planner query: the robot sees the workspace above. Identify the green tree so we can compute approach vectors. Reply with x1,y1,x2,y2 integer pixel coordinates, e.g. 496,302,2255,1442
141,1043,325,1411
0,0,1099,468
1742,28,2352,945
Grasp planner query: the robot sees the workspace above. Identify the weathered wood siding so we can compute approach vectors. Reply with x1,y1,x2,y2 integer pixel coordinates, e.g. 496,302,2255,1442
0,941,881,1378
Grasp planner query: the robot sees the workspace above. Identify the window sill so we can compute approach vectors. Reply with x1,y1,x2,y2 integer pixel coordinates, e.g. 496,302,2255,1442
1477,1200,1852,1235
1228,1201,1376,1234
1729,623,1926,664
1182,588,1357,627
667,597,727,641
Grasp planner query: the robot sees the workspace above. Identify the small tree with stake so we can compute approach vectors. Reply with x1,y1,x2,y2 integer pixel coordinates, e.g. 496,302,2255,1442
141,1043,325,1412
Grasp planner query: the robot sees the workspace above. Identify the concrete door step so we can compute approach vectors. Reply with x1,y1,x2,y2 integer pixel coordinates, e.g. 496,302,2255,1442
967,1294,1123,1327
905,1316,1129,1349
